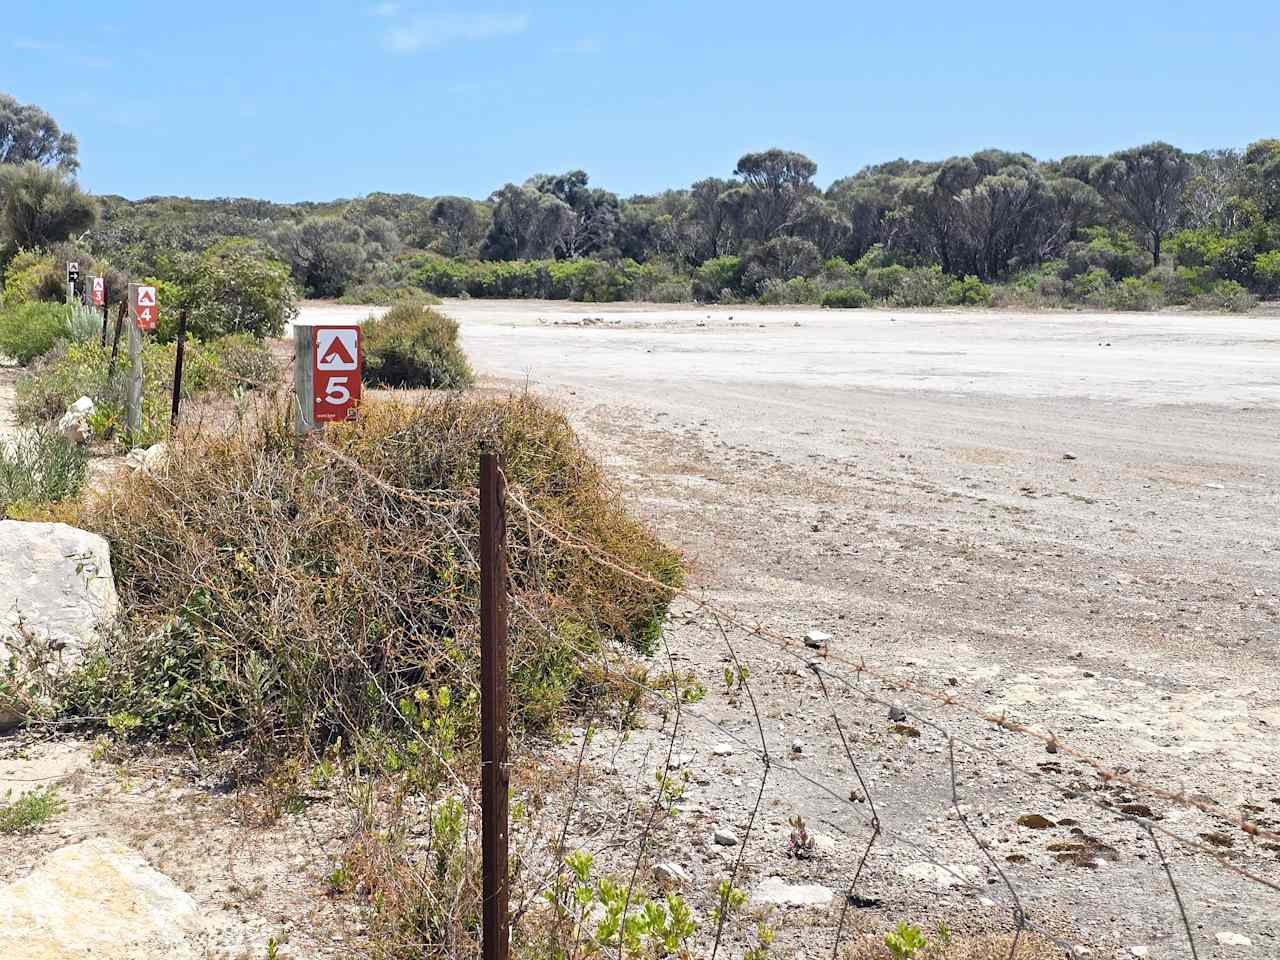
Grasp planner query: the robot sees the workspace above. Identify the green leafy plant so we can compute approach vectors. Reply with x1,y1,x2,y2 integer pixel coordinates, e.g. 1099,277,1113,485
0,427,88,514
0,301,69,364
885,922,930,960
0,787,64,833
820,286,871,309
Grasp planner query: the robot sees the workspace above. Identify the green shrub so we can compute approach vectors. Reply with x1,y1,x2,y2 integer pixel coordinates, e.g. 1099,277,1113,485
202,334,278,391
820,286,871,309
1066,267,1113,304
336,284,442,307
1,250,55,306
0,302,69,364
1062,228,1150,280
1254,250,1280,297
757,276,819,304
863,264,908,300
0,787,64,833
64,394,683,765
691,256,744,302
1107,276,1163,312
0,429,88,515
890,266,951,307
176,239,298,341
363,304,474,389
66,302,103,343
1193,280,1257,313
946,275,992,306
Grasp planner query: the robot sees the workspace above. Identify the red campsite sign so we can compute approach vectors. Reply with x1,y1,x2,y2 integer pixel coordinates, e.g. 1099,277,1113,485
312,326,361,423
134,285,158,331
91,277,105,306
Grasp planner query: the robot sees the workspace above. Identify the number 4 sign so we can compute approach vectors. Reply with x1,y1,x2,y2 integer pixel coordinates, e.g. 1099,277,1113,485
131,284,158,331
313,326,361,423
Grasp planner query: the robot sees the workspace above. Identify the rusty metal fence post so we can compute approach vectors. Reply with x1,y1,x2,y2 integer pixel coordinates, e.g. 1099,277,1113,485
479,452,510,960
170,309,188,430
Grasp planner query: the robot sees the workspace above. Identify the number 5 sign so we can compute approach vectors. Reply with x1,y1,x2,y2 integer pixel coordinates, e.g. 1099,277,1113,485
312,326,361,423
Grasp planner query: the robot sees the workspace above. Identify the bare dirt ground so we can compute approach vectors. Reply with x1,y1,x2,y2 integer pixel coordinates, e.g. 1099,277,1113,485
2,300,1277,959
428,300,1279,958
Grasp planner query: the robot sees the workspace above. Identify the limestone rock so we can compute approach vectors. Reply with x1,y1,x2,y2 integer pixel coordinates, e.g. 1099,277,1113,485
653,862,692,886
56,397,95,445
125,443,168,475
0,837,208,958
749,876,834,908
1215,932,1252,948
900,861,980,891
0,521,117,729
713,828,739,846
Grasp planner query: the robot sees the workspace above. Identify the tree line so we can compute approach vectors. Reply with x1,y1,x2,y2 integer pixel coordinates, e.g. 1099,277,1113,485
2,92,1278,310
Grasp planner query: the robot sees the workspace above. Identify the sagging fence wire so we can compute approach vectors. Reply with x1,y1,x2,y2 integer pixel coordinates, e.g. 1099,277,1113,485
288,434,1277,958
498,476,1280,858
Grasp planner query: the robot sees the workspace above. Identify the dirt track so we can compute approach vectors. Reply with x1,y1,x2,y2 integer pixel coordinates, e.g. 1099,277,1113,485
411,300,1280,957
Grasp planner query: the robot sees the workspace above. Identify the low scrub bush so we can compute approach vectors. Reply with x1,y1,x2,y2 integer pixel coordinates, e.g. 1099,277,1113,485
0,301,69,365
62,394,682,768
820,286,871,309
1193,280,1257,313
363,304,474,389
691,256,744,302
890,266,951,307
1106,276,1163,312
757,276,819,305
946,275,992,306
336,284,442,306
0,428,88,515
15,335,274,446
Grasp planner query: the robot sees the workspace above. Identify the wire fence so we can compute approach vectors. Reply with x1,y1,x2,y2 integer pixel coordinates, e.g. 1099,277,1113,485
292,440,1278,959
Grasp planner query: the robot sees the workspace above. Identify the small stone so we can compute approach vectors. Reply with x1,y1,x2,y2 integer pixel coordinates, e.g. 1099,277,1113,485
653,862,692,886
900,862,980,891
888,702,908,722
791,739,804,755
749,876,834,908
711,743,734,757
713,828,738,846
1130,947,1150,958
1215,932,1253,947
804,630,831,649
1062,452,1077,461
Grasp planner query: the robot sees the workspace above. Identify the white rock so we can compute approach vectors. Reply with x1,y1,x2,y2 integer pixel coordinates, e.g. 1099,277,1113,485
0,837,208,958
711,743,734,757
791,739,804,754
0,521,118,729
1215,932,1253,947
126,442,169,475
749,876,834,908
899,861,980,891
56,397,95,445
653,862,692,886
1129,948,1150,958
803,630,831,649
713,828,739,846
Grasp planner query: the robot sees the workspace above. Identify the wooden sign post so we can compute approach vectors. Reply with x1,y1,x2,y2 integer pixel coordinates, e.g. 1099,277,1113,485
293,320,361,433
125,283,158,441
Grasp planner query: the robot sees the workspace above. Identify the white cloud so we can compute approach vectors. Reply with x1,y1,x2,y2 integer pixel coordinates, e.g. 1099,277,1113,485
383,12,529,53
13,38,53,50
369,2,401,16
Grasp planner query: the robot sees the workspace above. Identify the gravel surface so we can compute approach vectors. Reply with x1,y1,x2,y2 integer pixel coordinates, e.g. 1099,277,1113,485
391,299,1278,958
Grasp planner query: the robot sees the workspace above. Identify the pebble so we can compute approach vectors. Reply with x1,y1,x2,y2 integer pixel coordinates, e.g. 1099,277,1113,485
713,828,739,846
1062,452,1078,461
653,862,692,886
888,702,908,722
804,630,832,649
711,743,734,757
791,739,804,755
749,876,834,908
1215,932,1253,947
1129,948,1150,958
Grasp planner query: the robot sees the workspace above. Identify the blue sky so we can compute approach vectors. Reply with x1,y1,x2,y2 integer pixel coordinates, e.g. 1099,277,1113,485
6,1,1278,201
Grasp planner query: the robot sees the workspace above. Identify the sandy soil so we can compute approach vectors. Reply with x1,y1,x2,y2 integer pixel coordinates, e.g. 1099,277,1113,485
424,300,1279,957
